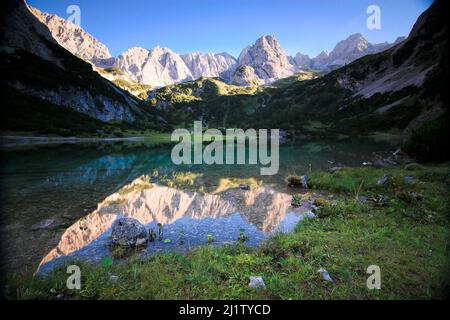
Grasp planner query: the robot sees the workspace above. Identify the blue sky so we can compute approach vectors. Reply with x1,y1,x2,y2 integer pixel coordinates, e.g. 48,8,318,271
28,0,433,58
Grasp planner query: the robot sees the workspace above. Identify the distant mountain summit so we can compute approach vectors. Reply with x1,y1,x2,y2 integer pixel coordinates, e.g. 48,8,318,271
28,5,405,88
291,34,405,71
114,46,194,88
234,35,295,85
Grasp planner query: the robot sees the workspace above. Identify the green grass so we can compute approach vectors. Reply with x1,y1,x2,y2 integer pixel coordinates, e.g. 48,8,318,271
112,79,152,100
7,164,450,300
120,130,172,143
271,71,320,88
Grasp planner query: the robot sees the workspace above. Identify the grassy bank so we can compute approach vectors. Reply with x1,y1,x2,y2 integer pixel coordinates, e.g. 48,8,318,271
7,164,449,300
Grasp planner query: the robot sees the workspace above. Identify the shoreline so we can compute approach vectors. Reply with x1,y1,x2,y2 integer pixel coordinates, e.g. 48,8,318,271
0,135,145,147
8,163,449,299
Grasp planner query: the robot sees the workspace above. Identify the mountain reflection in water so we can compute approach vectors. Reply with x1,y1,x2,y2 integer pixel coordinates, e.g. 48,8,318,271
38,179,315,274
0,139,395,276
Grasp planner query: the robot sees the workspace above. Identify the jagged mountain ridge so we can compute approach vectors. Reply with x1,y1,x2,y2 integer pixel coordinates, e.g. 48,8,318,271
29,6,404,88
181,52,238,81
114,46,194,88
148,0,447,138
291,33,406,71
256,0,448,134
234,35,295,85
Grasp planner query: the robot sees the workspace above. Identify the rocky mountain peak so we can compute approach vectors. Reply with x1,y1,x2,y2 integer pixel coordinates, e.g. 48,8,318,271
29,7,112,67
27,4,408,89
328,33,370,65
181,52,237,81
114,46,193,88
292,52,312,70
235,35,295,85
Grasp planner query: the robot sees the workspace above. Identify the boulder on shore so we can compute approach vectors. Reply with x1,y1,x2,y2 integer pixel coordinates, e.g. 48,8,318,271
111,217,147,247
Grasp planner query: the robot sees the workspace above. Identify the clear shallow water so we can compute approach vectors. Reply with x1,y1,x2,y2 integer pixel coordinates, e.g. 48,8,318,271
0,139,396,276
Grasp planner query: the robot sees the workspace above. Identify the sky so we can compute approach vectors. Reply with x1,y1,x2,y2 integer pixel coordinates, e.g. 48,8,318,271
28,0,433,58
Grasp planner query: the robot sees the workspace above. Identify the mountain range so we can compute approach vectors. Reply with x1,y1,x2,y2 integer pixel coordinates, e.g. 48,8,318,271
148,0,448,145
30,6,404,88
1,0,447,152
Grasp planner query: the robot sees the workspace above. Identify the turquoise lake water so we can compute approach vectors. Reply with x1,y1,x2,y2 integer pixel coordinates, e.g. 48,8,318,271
0,139,397,275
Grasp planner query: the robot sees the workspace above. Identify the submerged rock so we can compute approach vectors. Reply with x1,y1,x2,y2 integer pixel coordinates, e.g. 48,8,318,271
109,275,119,284
248,276,266,289
111,217,147,247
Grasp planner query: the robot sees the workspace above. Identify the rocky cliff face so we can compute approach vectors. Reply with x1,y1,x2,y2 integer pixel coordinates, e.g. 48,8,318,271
234,35,295,85
0,0,157,126
29,6,113,67
181,52,237,81
114,46,194,88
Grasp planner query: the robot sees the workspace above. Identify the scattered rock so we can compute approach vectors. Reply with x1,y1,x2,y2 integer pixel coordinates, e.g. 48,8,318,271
56,293,64,300
358,196,369,205
377,173,392,186
239,184,250,191
393,148,404,157
111,217,147,247
109,275,119,284
362,162,373,166
410,192,424,202
374,158,396,167
318,268,333,282
393,148,413,163
300,175,308,189
248,276,266,290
